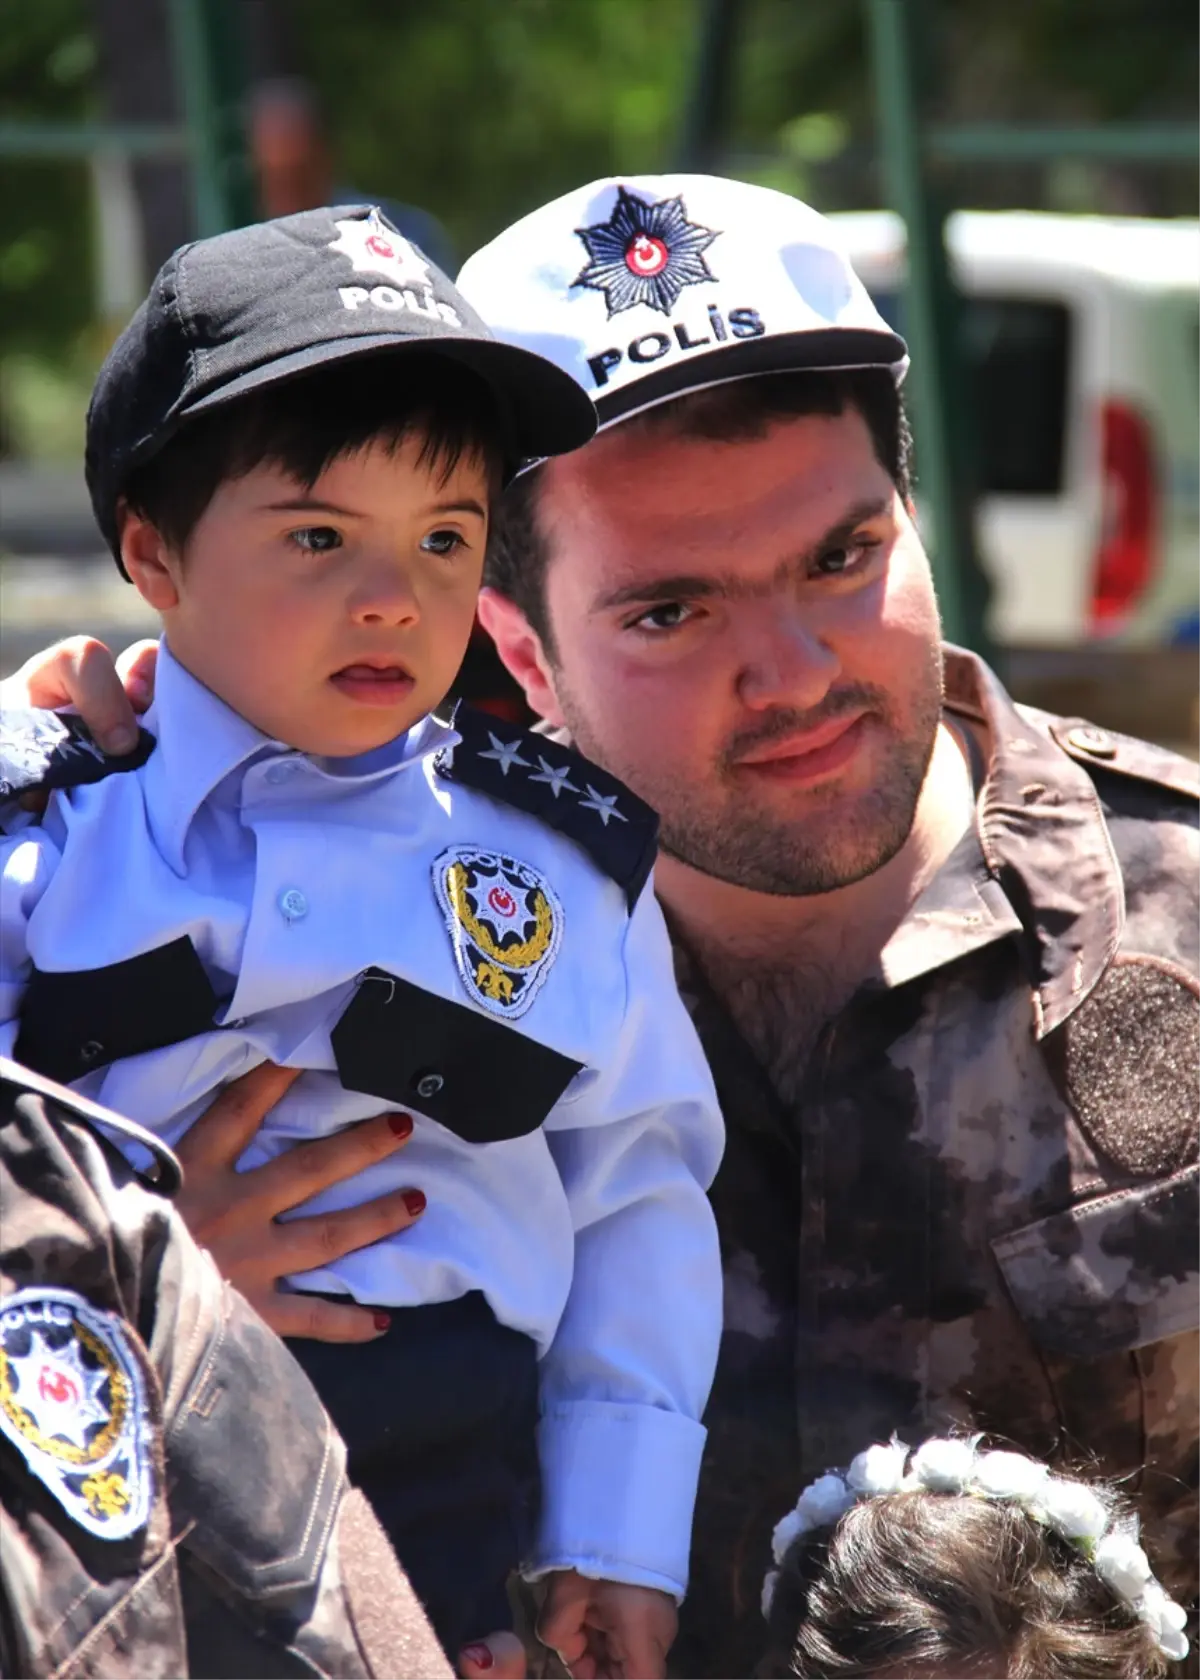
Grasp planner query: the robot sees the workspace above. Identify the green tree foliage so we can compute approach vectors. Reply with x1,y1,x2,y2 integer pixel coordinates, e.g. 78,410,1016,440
0,0,95,360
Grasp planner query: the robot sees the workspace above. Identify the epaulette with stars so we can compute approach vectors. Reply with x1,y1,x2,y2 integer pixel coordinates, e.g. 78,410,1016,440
436,703,659,910
0,708,154,807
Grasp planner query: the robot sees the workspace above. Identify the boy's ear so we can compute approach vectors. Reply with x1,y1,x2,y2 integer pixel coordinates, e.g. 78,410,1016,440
118,504,181,609
476,587,563,729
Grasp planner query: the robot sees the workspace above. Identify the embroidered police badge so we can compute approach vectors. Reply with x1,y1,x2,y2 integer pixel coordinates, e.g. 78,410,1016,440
0,1287,154,1540
574,186,718,317
434,846,562,1019
328,208,430,289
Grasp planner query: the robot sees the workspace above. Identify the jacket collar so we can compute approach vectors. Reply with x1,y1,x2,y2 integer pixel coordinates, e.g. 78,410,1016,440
941,647,1124,1037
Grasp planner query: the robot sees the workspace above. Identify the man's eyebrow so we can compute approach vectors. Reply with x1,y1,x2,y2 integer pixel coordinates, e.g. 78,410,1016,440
593,574,730,613
591,496,896,612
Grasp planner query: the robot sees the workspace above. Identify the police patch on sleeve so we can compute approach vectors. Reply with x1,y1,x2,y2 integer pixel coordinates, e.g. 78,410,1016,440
434,846,562,1019
0,1288,154,1540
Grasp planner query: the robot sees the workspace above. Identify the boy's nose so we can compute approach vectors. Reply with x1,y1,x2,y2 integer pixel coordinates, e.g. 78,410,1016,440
348,565,420,627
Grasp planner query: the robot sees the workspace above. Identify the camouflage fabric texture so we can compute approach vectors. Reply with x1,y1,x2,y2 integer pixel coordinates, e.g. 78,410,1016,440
670,650,1199,1679
0,1058,452,1679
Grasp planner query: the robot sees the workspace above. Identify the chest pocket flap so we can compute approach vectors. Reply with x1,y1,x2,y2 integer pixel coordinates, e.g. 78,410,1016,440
332,969,582,1144
991,1165,1199,1361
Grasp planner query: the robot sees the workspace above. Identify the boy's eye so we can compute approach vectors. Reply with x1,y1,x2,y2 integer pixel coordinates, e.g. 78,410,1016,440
421,529,467,557
290,526,342,553
629,601,695,633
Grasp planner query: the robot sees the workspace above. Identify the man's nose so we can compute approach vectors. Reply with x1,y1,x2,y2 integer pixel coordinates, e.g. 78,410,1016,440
347,559,420,628
734,602,840,712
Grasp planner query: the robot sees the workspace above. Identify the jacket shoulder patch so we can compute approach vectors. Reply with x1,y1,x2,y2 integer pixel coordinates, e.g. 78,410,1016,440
434,704,659,909
1050,953,1200,1179
0,707,154,800
1046,716,1199,803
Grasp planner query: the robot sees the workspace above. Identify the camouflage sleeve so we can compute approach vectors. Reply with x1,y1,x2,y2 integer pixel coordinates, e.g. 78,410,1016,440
0,1060,451,1678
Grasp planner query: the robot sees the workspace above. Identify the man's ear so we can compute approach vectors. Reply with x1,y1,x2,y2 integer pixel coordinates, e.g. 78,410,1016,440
476,587,564,728
118,505,181,610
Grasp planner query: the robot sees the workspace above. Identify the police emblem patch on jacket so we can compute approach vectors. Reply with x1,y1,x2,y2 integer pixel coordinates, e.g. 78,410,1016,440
0,1287,154,1540
434,846,562,1018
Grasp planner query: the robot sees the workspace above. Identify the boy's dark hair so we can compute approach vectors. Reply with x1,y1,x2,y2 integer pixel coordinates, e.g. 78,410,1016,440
121,353,507,558
759,1485,1167,1680
484,367,913,658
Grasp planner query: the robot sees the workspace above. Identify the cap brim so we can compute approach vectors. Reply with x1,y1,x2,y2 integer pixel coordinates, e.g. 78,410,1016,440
181,331,597,462
592,327,908,429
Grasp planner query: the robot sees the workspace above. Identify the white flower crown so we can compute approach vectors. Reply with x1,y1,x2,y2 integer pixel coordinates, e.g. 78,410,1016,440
761,1436,1190,1664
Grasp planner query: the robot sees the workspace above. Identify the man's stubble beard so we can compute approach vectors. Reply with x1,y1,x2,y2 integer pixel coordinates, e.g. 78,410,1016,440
553,644,944,898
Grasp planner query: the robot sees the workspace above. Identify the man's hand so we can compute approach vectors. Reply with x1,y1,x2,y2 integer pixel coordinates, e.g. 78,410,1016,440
2,635,158,756
537,1571,676,1679
175,1062,426,1343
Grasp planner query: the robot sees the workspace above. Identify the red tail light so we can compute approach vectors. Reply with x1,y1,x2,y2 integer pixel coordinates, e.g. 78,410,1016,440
1090,401,1157,632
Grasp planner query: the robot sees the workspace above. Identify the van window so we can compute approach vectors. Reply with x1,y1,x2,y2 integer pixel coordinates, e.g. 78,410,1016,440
870,293,1072,496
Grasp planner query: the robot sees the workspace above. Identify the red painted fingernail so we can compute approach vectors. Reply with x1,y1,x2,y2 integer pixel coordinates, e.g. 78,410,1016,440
372,1312,391,1333
388,1112,413,1139
403,1189,426,1217
460,1647,493,1671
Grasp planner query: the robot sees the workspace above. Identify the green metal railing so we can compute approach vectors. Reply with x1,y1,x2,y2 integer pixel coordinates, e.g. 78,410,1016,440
0,0,253,235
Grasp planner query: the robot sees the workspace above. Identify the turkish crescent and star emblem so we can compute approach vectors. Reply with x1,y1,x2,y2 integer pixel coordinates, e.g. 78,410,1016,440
0,1288,154,1540
328,209,430,289
434,846,562,1019
573,186,719,318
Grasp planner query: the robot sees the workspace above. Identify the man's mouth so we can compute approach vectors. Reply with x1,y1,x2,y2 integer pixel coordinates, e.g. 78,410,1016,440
329,660,416,706
732,710,869,783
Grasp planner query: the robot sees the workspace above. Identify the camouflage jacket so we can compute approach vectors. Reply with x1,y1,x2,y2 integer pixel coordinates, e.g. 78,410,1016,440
0,1058,452,1679
670,649,1199,1679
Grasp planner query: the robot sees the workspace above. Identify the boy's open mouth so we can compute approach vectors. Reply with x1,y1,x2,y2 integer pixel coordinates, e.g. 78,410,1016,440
329,660,416,705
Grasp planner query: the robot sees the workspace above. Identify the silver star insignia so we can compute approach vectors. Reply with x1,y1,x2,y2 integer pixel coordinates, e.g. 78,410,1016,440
529,756,580,798
478,732,532,776
579,785,628,826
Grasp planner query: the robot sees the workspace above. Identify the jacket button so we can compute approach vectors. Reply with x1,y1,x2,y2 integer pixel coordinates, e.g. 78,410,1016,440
79,1040,105,1064
414,1071,444,1100
1067,724,1117,759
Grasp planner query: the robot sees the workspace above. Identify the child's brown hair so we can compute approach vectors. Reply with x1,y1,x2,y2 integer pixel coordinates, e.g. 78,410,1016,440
759,1441,1185,1679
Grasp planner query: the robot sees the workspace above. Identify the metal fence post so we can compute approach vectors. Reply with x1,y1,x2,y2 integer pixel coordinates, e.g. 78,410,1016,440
866,0,991,655
167,0,256,236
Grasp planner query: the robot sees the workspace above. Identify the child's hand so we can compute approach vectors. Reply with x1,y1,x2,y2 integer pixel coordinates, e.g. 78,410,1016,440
537,1570,677,1679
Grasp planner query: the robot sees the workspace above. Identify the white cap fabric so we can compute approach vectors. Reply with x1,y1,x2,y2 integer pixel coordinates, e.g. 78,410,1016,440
457,174,908,430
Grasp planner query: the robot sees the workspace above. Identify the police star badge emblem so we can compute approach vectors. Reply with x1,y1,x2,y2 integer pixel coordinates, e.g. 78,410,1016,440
328,208,430,289
434,846,562,1019
573,186,719,317
0,1288,154,1540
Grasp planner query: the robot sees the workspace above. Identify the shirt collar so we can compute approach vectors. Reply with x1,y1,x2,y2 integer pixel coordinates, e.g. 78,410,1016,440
142,642,458,871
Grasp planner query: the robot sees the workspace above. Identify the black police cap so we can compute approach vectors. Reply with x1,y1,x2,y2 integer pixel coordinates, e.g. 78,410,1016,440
86,205,596,567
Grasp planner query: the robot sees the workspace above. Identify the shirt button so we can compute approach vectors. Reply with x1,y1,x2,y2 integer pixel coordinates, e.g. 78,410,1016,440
278,887,309,922
414,1071,445,1100
266,760,301,785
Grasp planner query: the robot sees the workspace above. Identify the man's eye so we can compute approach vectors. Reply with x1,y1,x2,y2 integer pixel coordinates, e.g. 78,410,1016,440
290,526,342,553
630,602,694,632
421,529,466,557
813,538,879,577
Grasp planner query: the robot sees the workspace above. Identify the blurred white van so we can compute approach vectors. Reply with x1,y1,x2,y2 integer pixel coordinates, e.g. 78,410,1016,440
830,211,1200,646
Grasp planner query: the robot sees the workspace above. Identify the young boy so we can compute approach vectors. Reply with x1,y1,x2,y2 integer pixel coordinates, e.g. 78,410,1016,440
0,206,724,1669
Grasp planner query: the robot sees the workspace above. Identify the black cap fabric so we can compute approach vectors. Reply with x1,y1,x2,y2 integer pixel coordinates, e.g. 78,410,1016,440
86,205,596,563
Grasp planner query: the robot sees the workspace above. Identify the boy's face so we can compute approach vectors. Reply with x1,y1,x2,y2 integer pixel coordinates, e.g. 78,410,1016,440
124,435,490,755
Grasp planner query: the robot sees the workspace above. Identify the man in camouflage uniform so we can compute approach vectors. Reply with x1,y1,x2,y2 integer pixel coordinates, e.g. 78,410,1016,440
0,1056,452,1678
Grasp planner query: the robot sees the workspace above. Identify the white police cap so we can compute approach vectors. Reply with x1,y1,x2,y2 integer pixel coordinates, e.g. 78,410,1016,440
457,173,908,431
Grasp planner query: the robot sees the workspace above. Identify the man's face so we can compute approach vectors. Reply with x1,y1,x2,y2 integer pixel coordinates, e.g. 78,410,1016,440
128,437,489,756
529,405,943,896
